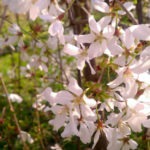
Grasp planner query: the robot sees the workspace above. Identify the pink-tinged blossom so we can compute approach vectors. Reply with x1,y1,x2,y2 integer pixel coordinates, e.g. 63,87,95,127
114,55,132,67
107,128,137,150
78,121,95,143
79,119,96,144
42,78,97,142
50,143,62,150
2,0,31,14
18,131,34,144
124,98,150,132
63,43,96,74
88,15,115,59
120,29,135,50
106,128,122,150
39,1,64,22
47,36,58,50
130,58,150,74
106,37,123,56
138,87,150,105
140,46,150,58
61,109,79,137
142,119,150,128
99,98,115,112
0,36,18,49
32,98,46,111
92,0,110,13
8,93,23,103
129,25,150,41
0,24,22,49
48,20,65,45
110,138,138,150
137,71,150,84
9,24,21,35
62,108,96,144
49,105,70,131
108,53,150,98
92,123,111,149
106,113,131,140
108,67,138,99
76,15,116,59
30,0,64,21
40,87,57,105
27,55,48,72
48,20,64,36
29,0,50,20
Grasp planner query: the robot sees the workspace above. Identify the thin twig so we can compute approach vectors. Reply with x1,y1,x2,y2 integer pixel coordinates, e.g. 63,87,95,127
70,19,88,25
0,5,8,33
35,109,46,150
1,107,6,119
51,51,69,84
0,16,12,24
58,45,64,83
63,0,76,20
116,0,138,25
18,48,21,94
97,68,105,83
80,3,90,17
0,77,29,150
33,71,46,150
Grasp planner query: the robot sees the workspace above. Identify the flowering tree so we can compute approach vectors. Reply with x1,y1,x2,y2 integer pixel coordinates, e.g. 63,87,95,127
0,0,150,150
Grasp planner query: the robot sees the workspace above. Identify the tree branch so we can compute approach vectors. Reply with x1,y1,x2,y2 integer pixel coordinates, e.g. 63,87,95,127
116,0,138,25
0,76,29,150
0,5,8,33
136,0,143,24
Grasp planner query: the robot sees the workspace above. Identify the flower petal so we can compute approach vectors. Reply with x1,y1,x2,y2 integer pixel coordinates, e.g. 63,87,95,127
63,44,80,56
93,1,110,13
89,15,101,34
48,20,64,36
68,77,83,96
88,41,103,60
75,33,95,44
129,25,150,41
98,16,111,30
103,25,115,39
29,5,39,21
92,130,100,149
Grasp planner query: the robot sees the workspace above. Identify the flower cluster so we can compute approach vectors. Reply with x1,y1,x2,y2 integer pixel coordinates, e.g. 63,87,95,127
1,0,150,149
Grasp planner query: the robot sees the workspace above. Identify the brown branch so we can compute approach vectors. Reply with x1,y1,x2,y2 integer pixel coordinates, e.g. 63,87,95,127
136,0,143,24
116,0,138,25
0,76,29,150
